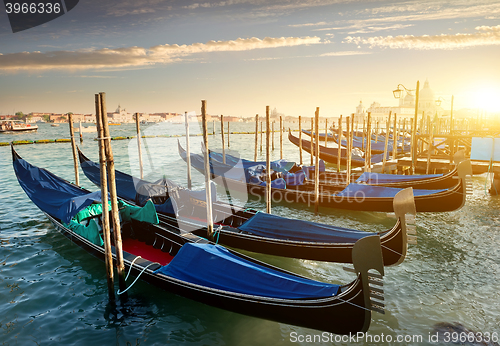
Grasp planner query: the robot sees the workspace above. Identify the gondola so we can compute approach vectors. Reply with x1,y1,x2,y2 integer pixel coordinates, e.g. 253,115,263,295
207,148,470,191
178,142,469,212
302,129,392,154
78,147,416,266
288,130,389,166
12,145,385,335
301,130,411,154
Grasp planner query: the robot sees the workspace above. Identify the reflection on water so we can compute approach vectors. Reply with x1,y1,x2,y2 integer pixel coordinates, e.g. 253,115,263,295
1,122,499,345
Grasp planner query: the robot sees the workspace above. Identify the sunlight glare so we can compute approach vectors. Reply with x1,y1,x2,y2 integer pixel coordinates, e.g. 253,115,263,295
473,87,500,113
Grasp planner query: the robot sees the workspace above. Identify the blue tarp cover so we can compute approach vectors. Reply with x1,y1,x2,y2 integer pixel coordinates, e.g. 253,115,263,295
156,243,340,299
337,183,446,198
81,155,215,214
470,137,500,162
209,151,296,173
356,172,442,184
239,212,369,243
14,158,104,224
81,159,145,202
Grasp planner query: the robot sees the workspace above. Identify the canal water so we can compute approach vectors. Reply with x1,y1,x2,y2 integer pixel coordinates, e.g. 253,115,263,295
1,122,499,345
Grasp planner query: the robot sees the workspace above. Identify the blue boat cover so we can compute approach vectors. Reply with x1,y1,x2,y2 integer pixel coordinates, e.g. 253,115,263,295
81,155,215,214
81,158,148,202
156,243,340,299
356,172,442,184
336,183,446,198
14,157,104,224
283,170,306,186
239,212,369,243
256,177,287,189
209,151,296,173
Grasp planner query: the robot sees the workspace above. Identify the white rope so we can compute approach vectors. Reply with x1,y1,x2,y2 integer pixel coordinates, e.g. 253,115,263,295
116,256,160,295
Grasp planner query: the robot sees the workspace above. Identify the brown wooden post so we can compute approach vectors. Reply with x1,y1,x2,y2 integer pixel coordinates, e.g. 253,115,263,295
272,121,275,151
310,118,314,166
324,118,328,147
298,116,303,165
94,94,114,301
365,112,372,172
260,121,263,152
135,113,144,179
280,116,283,160
99,92,126,297
426,115,432,174
361,118,366,151
221,115,225,164
184,111,192,189
392,113,398,160
412,80,420,173
212,120,215,135
201,100,214,238
266,106,271,214
337,115,342,173
449,95,455,164
382,112,391,172
79,121,83,143
254,114,258,161
314,108,320,215
346,116,351,185
68,113,79,186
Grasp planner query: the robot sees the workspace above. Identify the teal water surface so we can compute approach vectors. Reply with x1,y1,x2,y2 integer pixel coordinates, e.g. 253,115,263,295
1,122,499,345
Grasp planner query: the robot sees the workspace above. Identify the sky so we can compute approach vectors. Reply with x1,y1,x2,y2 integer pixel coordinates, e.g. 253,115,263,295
1,0,500,117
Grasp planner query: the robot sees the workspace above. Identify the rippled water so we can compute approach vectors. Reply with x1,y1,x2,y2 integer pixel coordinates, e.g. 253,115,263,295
1,122,499,345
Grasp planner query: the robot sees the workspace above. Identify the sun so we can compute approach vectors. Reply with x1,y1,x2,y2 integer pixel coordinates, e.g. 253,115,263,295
472,86,500,113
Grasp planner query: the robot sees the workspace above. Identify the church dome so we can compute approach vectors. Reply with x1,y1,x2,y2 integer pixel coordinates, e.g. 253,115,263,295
419,79,435,101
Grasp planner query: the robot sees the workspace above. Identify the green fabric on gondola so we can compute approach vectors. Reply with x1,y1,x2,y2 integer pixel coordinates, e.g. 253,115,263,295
66,200,158,246
72,202,109,223
71,199,158,225
120,199,159,225
65,219,103,246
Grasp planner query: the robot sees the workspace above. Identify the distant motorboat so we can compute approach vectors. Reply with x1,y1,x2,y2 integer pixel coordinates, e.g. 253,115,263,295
51,124,60,127
0,120,38,133
75,126,96,133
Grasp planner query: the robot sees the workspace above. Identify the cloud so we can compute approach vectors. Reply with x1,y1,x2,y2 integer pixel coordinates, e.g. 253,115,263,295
320,51,372,56
315,23,414,34
344,25,500,50
0,36,322,71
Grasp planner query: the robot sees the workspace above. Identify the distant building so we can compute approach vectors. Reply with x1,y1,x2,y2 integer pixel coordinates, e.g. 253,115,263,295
356,79,443,123
107,105,133,123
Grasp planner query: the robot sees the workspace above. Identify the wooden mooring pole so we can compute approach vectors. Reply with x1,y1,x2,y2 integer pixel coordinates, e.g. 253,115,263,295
221,115,226,164
99,92,126,298
134,113,144,179
310,118,314,166
280,116,283,160
382,112,391,173
314,107,320,215
68,113,79,186
95,94,114,301
266,106,271,214
184,111,192,189
365,112,372,173
412,80,420,174
345,116,351,185
254,114,258,161
201,100,214,239
337,115,342,173
298,116,303,165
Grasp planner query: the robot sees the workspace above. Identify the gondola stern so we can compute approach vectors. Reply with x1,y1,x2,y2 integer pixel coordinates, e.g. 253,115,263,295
391,187,417,265
349,235,385,325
